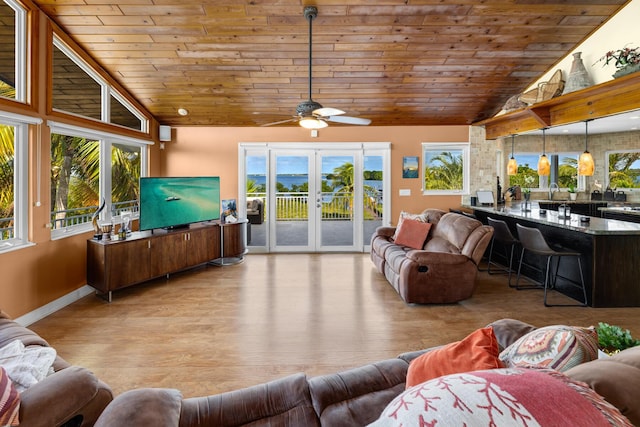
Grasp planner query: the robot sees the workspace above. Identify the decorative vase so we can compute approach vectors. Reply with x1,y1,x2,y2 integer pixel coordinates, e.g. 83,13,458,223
562,52,593,94
613,62,640,79
522,192,531,212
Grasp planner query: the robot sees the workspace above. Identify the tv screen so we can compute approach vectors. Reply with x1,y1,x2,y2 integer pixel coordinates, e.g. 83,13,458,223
139,176,221,231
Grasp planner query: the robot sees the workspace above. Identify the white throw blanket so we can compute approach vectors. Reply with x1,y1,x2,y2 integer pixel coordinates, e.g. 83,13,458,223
0,340,56,392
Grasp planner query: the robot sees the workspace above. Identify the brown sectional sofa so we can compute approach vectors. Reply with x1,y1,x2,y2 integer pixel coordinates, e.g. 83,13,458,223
370,209,494,304
92,318,640,426
0,310,113,427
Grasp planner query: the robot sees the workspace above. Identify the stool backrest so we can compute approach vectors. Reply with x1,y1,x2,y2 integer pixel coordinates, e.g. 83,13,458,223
487,217,517,244
516,224,553,253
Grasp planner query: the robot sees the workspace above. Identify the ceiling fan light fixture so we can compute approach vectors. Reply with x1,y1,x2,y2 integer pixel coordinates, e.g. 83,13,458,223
299,117,327,129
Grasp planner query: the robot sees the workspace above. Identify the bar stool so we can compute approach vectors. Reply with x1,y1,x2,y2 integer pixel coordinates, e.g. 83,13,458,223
515,224,588,307
486,217,519,287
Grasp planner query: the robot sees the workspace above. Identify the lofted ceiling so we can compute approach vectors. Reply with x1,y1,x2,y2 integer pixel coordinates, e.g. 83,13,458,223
31,0,629,127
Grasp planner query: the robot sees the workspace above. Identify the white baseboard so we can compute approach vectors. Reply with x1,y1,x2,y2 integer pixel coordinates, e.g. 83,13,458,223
15,285,95,326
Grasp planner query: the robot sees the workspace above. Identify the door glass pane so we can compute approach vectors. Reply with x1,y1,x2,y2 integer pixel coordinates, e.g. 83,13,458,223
321,155,354,247
275,155,308,247
246,155,266,247
363,155,383,246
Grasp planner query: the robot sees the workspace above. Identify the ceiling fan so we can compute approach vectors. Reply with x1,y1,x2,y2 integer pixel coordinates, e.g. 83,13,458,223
262,6,371,129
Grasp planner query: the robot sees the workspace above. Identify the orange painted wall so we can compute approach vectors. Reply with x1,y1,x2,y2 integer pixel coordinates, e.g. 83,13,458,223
166,125,470,224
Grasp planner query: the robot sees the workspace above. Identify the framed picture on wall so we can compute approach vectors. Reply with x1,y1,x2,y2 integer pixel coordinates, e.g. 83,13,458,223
402,156,419,178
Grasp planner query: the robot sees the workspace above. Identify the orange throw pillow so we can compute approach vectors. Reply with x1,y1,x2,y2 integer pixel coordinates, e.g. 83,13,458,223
394,218,432,249
406,327,503,388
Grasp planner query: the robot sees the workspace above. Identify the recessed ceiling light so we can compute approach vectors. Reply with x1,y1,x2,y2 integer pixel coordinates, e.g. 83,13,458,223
178,108,189,116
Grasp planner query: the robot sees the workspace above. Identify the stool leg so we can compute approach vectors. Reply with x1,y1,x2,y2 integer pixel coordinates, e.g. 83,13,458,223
515,247,525,289
577,257,588,306
507,243,516,288
543,255,553,306
487,238,496,274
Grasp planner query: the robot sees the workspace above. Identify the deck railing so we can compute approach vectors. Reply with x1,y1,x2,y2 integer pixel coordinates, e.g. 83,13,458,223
247,192,382,221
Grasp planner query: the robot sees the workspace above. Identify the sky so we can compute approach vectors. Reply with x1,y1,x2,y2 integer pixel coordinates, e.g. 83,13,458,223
246,155,383,175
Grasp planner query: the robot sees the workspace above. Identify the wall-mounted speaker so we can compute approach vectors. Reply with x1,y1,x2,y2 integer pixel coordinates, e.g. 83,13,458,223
159,125,172,142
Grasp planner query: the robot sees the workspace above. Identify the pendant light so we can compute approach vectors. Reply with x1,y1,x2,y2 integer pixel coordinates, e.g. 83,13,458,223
578,120,594,176
537,128,550,176
507,134,518,176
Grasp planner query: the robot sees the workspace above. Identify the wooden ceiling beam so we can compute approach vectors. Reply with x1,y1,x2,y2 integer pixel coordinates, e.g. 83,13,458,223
477,72,640,139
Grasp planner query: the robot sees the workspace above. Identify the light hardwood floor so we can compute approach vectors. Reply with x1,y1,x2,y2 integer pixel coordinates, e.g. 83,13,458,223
30,253,640,398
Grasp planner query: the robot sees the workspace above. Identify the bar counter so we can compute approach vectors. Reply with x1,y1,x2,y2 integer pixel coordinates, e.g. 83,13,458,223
468,203,640,307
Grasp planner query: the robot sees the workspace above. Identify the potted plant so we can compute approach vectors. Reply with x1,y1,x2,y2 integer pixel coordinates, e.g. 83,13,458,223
568,184,577,201
595,46,640,78
596,322,640,355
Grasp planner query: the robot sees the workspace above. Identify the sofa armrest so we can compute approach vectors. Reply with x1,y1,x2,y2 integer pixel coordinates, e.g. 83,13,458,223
95,388,182,427
20,365,113,427
406,250,469,265
373,226,396,239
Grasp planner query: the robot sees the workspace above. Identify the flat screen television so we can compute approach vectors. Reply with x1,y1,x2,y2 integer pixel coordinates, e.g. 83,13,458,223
139,176,221,231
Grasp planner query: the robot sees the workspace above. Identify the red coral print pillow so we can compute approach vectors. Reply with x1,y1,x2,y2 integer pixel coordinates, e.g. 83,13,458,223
369,367,632,427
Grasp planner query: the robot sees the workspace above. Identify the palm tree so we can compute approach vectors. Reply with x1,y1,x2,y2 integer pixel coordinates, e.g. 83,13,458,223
0,124,14,236
609,152,640,188
424,151,463,190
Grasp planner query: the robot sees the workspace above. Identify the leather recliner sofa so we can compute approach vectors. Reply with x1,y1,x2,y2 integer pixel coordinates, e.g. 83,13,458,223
370,208,493,304
92,318,640,426
0,310,113,427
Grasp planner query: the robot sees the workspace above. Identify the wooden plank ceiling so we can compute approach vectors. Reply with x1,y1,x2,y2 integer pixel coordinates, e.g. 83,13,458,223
32,0,628,127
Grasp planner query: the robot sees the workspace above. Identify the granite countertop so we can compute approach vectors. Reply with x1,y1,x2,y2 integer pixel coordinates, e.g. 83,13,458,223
599,206,640,216
468,203,640,235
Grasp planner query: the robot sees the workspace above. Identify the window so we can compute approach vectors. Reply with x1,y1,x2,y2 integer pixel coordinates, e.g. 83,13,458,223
52,37,147,132
509,153,542,191
50,133,101,231
509,152,580,192
607,150,640,189
0,0,27,102
0,112,32,250
422,143,469,194
49,121,150,238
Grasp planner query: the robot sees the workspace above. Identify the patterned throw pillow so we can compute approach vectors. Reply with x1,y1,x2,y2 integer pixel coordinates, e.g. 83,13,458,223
369,367,632,427
499,325,599,372
391,211,428,241
0,367,20,426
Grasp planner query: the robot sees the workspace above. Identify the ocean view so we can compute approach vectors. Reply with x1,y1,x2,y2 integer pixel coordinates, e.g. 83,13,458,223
248,174,383,191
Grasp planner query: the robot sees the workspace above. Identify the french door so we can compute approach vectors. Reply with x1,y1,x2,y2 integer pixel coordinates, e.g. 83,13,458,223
240,143,390,253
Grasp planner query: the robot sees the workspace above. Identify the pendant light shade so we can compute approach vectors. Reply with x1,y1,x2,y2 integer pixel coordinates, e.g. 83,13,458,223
537,128,551,176
507,135,518,176
578,120,595,176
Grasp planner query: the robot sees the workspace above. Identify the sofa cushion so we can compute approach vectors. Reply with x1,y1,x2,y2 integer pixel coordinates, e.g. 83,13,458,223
0,367,19,426
309,358,408,427
393,218,432,250
499,325,599,372
486,318,537,352
370,367,633,426
179,373,320,427
429,212,481,252
565,346,640,426
405,327,502,388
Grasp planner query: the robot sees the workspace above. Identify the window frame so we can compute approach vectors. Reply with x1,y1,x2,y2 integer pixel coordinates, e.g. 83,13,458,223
48,121,150,239
52,36,148,133
1,0,28,103
605,148,640,190
0,111,41,252
422,142,470,195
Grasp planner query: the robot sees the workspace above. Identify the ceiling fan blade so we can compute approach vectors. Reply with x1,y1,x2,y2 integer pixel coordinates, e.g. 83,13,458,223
261,118,298,127
314,107,345,117
326,115,371,125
